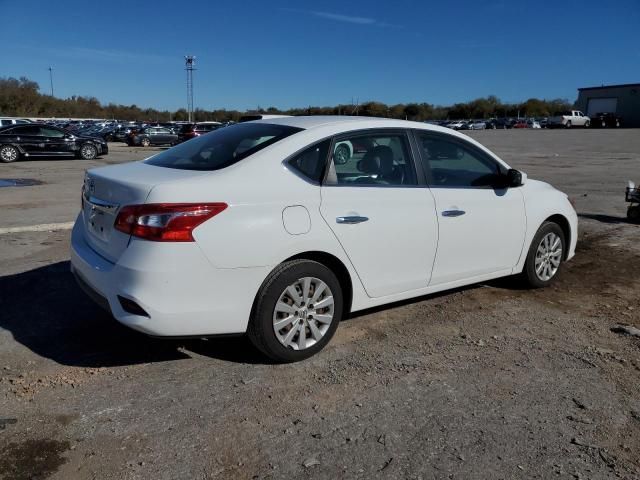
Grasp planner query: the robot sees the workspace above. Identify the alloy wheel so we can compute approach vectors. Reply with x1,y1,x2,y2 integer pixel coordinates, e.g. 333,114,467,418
272,277,335,351
534,232,563,281
0,146,18,162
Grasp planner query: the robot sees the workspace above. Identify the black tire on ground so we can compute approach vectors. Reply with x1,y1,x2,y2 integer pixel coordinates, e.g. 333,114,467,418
247,259,343,363
78,144,97,160
141,137,151,147
520,221,566,289
584,121,590,128
0,145,20,163
565,121,572,128
627,206,640,223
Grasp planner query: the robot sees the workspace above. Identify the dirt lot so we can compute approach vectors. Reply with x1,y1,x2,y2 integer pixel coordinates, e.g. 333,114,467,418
0,131,639,480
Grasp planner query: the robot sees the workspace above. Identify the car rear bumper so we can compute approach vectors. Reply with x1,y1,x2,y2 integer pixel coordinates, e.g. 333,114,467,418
70,215,271,337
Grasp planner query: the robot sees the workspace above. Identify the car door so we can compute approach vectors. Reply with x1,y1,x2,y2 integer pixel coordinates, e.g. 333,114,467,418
38,126,69,155
319,129,438,298
8,125,44,155
414,130,526,286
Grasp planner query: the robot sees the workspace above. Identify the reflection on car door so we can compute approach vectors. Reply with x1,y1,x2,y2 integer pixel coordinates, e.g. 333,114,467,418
319,129,438,298
415,131,526,285
39,127,68,155
11,125,44,156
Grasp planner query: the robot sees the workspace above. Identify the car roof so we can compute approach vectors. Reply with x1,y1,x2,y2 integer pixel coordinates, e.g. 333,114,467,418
253,115,450,131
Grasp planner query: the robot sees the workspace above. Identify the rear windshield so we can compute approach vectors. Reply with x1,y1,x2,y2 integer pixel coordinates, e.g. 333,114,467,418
145,123,302,171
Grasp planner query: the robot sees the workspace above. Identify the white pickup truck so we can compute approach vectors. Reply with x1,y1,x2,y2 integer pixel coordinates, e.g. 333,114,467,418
548,110,590,128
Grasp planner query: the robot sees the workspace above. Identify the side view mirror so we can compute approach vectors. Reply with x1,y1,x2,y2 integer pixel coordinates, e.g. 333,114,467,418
507,169,524,187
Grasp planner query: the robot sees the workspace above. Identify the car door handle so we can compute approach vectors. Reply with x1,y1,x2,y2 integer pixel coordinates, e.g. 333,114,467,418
336,216,369,224
442,210,466,217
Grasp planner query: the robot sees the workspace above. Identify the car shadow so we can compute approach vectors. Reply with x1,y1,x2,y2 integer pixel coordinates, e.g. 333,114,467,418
578,213,629,224
0,261,266,367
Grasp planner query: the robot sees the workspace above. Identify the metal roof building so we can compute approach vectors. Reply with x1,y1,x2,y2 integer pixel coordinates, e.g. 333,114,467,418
576,83,640,127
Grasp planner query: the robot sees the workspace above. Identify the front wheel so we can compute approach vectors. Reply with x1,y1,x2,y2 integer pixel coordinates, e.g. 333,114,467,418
520,222,566,288
0,145,20,163
247,260,343,362
584,121,590,128
141,137,151,147
628,206,640,223
78,144,97,160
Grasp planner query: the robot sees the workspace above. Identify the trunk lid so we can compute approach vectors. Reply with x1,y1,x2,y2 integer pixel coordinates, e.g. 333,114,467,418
82,161,209,262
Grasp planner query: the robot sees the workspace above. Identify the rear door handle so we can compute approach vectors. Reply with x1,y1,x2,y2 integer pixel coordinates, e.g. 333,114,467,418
442,210,466,217
336,216,369,224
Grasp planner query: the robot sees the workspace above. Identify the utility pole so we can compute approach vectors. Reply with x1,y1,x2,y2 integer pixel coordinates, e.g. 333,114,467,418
184,56,196,122
48,67,54,97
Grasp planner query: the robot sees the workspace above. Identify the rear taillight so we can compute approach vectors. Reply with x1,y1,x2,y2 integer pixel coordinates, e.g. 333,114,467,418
114,203,227,242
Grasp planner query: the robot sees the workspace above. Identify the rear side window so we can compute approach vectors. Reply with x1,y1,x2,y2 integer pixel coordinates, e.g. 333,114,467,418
287,140,331,183
146,123,302,171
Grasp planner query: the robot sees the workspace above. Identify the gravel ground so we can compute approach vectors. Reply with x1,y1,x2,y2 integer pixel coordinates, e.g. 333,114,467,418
0,131,639,480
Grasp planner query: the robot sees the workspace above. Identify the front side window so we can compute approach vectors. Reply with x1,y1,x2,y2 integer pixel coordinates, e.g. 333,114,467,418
417,132,503,188
146,123,302,171
287,140,330,183
325,132,417,186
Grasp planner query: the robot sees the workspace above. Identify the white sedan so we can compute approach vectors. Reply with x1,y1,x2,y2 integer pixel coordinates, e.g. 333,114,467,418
71,116,578,362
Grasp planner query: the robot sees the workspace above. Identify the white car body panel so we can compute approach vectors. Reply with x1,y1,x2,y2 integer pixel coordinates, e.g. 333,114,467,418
70,116,578,337
319,186,438,298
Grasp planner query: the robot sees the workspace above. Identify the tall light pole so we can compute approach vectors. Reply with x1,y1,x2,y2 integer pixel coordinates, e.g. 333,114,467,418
48,66,54,97
185,56,196,122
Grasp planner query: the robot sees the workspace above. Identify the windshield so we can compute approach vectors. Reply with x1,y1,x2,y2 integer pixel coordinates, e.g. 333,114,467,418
145,122,302,171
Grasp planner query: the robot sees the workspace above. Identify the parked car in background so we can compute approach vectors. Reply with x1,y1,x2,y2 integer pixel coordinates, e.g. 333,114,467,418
527,120,541,129
0,124,108,162
0,118,32,126
538,118,549,128
446,121,466,130
590,112,621,128
470,120,486,130
127,127,178,147
71,116,577,362
513,120,529,129
548,110,590,128
177,122,222,143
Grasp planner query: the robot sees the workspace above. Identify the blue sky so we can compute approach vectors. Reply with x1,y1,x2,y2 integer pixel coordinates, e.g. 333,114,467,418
0,0,638,111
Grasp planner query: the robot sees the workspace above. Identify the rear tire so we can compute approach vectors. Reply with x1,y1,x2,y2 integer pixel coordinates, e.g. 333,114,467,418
247,260,343,363
520,221,566,288
0,145,20,163
141,137,151,147
565,120,572,128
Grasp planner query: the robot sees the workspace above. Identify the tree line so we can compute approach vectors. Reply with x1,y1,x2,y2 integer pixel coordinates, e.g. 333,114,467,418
0,76,574,122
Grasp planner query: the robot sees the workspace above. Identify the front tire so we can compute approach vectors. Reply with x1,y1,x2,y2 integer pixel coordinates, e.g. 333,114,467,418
78,144,97,160
628,206,640,223
520,222,566,288
247,260,343,363
584,120,590,128
0,145,20,163
141,137,151,147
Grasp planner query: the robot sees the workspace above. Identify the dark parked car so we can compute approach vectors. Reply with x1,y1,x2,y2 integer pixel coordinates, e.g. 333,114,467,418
177,122,222,143
127,127,178,147
0,124,108,163
590,112,621,128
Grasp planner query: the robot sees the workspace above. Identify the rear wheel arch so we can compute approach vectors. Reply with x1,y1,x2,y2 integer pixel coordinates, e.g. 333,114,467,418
283,251,353,316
